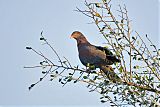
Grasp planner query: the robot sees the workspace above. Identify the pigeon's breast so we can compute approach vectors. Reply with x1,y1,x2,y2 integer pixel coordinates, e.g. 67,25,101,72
78,45,106,66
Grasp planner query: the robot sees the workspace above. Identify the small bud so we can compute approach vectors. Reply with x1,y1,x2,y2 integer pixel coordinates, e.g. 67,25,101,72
42,71,46,74
29,84,35,90
26,47,32,50
40,78,43,81
40,37,45,40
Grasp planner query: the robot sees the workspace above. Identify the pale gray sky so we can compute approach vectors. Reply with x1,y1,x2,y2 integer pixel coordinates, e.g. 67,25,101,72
0,0,159,106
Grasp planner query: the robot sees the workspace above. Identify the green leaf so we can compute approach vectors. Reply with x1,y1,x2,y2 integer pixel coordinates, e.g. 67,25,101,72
115,51,120,57
119,66,123,73
95,18,99,25
101,26,106,32
61,82,64,84
118,38,122,41
132,36,136,40
50,75,55,77
105,34,109,37
115,21,119,24
157,84,160,88
89,65,96,70
59,78,62,82
40,62,43,65
83,76,88,79
110,31,115,34
74,80,78,83
104,80,109,85
133,55,137,60
128,52,131,55
93,76,98,80
69,73,73,75
158,50,160,55
133,65,140,69
42,71,46,74
151,67,156,71
67,78,72,82
95,3,100,8
113,91,117,94
101,100,106,103
137,40,140,45
100,97,104,99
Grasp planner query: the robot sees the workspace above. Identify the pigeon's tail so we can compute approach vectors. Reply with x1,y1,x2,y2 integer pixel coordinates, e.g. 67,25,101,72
100,65,122,83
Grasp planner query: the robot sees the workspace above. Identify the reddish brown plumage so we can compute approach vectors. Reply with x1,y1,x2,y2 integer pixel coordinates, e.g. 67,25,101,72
71,31,90,46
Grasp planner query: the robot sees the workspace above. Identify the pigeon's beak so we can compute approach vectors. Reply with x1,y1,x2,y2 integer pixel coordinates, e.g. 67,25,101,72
70,35,74,39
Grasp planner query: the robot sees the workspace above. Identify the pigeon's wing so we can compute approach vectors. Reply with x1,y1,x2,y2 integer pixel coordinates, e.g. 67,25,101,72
95,46,120,63
95,46,113,55
106,55,120,63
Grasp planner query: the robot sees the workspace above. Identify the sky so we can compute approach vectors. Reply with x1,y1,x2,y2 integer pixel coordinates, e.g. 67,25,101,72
0,0,159,106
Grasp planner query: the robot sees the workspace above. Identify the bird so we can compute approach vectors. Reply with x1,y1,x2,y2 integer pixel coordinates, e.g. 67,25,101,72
70,31,121,83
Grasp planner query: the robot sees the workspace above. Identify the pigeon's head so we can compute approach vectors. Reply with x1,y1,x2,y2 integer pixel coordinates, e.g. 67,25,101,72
70,31,89,45
70,31,84,40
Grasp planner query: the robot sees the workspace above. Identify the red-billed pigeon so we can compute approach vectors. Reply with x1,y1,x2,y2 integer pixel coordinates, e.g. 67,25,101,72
70,31,121,83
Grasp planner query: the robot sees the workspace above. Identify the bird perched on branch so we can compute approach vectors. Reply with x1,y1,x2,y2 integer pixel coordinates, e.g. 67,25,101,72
70,31,121,83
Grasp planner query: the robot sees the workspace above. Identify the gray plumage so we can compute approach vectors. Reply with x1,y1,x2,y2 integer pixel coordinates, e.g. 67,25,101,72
71,31,121,83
